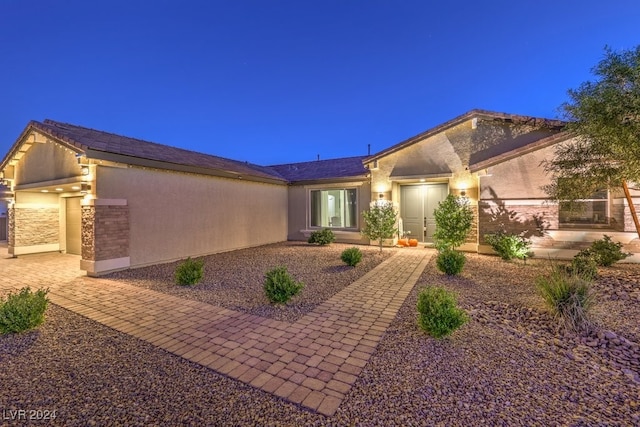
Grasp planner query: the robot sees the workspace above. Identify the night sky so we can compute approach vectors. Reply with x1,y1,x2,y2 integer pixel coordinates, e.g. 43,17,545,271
1,0,638,165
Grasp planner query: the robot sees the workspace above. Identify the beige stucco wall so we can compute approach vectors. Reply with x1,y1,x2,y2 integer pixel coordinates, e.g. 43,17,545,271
14,136,82,185
96,165,288,267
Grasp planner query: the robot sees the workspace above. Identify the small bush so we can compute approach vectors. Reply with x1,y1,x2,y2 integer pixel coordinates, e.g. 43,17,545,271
536,264,594,333
589,235,631,267
264,266,304,304
570,250,599,281
0,287,49,334
436,249,466,275
175,257,204,286
341,247,363,267
308,228,335,245
417,287,468,338
484,231,532,261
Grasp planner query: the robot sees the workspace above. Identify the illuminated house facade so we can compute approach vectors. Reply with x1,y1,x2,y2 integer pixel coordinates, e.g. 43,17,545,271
1,110,638,275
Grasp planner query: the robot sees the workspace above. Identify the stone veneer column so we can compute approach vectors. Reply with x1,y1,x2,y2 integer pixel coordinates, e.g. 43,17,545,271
9,203,60,255
80,199,130,276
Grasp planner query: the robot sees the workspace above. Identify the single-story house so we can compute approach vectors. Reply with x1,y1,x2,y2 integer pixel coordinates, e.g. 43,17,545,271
1,110,638,275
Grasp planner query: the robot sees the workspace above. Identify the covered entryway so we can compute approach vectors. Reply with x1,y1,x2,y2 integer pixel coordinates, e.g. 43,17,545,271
400,184,448,243
65,196,82,255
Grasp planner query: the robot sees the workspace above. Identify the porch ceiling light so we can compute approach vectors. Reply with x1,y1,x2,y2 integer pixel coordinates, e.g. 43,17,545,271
55,188,63,192
72,186,81,191
41,190,49,193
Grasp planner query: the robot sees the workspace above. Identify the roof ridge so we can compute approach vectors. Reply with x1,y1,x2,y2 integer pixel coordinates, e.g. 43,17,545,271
269,155,368,168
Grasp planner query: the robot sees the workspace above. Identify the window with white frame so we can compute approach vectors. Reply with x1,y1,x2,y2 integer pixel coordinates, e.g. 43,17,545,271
559,189,609,226
310,188,357,228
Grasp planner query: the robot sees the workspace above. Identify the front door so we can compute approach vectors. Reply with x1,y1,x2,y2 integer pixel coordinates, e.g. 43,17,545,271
400,184,448,242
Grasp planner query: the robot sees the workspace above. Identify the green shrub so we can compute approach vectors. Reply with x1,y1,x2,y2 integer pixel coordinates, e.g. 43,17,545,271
308,228,335,245
264,266,304,304
0,287,49,334
570,250,599,281
416,287,468,339
175,257,204,286
341,247,363,267
361,202,399,253
433,194,474,251
436,249,466,275
536,264,594,333
589,235,631,267
484,231,532,261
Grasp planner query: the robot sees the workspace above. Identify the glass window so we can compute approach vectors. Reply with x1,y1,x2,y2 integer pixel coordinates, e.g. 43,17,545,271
310,188,357,228
559,189,609,226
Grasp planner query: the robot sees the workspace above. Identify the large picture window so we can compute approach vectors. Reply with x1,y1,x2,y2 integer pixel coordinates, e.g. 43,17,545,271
559,189,609,226
310,188,357,228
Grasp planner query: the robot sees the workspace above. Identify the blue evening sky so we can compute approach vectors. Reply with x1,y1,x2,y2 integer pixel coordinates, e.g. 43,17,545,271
1,1,638,165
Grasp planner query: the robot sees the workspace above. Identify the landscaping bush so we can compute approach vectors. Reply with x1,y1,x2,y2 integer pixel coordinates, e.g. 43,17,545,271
0,287,49,334
264,266,304,304
433,194,474,251
570,250,599,281
361,202,398,252
341,247,363,267
416,286,468,339
175,257,204,286
484,231,532,261
308,228,335,245
436,249,466,276
536,264,595,333
589,235,631,266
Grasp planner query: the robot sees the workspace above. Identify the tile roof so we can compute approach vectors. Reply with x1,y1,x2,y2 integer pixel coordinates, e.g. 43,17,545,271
27,120,287,183
269,156,369,183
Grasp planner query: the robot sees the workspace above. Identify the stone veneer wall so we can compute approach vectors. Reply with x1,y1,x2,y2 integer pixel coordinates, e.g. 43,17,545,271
478,201,558,243
7,207,14,247
12,207,59,246
611,201,640,232
82,205,129,262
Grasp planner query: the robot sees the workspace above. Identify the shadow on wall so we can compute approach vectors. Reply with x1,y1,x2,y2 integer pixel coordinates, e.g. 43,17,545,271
480,187,549,242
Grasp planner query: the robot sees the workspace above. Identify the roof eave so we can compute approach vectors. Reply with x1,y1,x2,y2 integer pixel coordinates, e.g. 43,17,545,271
287,175,370,186
469,131,574,173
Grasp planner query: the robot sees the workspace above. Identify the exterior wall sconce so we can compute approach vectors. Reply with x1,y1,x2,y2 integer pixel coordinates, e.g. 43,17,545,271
379,193,385,200
80,182,91,195
460,189,467,197
81,166,90,176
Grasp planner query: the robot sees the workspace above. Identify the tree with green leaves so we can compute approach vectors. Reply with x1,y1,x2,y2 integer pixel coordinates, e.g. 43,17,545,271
433,194,474,251
361,201,398,252
543,45,640,237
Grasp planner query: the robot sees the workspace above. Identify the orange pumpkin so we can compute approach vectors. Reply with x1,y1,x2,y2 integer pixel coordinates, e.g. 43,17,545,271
409,239,418,247
397,238,409,247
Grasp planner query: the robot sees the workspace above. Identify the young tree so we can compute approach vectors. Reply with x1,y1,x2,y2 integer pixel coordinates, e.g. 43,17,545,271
361,201,398,252
543,45,640,237
433,194,474,251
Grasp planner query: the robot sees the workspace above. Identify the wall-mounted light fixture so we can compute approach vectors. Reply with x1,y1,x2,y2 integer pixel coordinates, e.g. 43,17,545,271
81,166,90,176
379,193,384,200
81,182,91,195
460,189,467,197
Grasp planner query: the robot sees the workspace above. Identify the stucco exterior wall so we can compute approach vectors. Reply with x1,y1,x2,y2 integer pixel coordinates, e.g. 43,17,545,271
15,137,82,185
286,181,371,244
96,165,287,267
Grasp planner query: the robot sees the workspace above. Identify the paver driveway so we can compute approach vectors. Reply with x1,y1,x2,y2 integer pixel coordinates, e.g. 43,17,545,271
0,246,431,416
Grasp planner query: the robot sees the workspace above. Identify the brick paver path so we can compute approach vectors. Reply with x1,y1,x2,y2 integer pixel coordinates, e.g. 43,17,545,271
0,247,431,416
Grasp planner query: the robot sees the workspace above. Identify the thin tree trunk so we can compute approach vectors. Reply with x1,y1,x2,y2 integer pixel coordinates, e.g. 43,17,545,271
622,181,640,239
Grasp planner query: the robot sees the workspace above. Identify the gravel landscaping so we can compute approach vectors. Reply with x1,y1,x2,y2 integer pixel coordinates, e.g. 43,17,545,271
1,246,639,426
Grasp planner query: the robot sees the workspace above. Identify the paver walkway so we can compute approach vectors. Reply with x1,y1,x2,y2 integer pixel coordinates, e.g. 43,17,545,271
0,247,432,416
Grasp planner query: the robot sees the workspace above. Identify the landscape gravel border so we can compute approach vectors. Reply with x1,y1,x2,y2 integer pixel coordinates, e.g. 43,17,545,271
1,246,639,425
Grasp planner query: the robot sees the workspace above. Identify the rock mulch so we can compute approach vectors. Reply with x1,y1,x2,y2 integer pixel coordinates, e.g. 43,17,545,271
1,248,639,425
106,242,394,323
